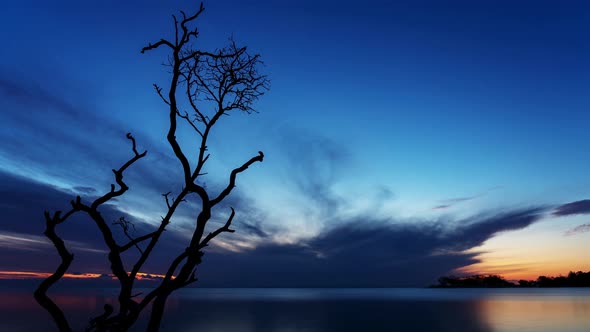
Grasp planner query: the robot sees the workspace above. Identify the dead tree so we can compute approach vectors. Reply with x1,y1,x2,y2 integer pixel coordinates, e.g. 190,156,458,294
34,3,269,331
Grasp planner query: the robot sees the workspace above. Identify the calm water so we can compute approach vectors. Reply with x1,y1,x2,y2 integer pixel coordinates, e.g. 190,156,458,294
1,288,589,331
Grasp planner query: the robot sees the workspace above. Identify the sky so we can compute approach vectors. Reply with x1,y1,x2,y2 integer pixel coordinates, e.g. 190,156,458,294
0,0,589,286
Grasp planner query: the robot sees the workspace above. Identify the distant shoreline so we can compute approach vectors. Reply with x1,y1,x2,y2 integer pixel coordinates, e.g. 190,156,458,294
1,270,589,289
433,271,590,288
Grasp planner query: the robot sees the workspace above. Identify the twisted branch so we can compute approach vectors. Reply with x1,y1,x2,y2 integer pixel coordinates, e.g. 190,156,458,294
34,204,82,332
210,151,264,206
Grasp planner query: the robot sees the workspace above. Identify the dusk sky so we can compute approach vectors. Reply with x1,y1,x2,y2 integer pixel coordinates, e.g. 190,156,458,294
1,0,590,286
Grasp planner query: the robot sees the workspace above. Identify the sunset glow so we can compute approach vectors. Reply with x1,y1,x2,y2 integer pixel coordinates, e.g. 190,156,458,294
0,270,168,281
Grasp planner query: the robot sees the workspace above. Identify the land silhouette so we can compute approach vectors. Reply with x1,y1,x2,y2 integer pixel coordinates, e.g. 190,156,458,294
434,271,590,288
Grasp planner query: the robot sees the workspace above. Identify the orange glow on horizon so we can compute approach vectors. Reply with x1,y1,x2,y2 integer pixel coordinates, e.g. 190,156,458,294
0,270,168,281
456,263,572,282
454,216,590,281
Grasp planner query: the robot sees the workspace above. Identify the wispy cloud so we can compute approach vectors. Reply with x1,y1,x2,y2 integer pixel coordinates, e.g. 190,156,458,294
278,126,350,216
0,232,49,252
0,123,576,286
432,186,502,210
0,69,187,226
554,199,590,216
433,195,478,210
564,224,590,236
0,160,556,286
0,166,272,273
433,204,453,210
0,231,107,254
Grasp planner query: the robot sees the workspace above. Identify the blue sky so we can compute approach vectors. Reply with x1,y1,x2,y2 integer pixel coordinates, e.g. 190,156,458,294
1,0,589,285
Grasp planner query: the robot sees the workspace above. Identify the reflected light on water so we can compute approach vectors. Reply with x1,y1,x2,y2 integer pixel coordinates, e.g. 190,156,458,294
479,295,590,332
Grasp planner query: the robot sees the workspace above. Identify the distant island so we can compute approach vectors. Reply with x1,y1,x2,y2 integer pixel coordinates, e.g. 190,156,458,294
432,271,590,288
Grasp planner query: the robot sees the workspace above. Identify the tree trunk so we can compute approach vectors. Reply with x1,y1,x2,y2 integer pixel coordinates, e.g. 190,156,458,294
34,289,72,332
146,293,169,332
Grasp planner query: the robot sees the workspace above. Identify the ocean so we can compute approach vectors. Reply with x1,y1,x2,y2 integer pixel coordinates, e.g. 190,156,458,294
2,287,589,331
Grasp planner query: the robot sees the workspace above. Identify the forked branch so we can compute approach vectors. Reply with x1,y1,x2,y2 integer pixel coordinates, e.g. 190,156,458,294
34,199,83,332
91,133,147,209
113,217,144,254
199,208,236,248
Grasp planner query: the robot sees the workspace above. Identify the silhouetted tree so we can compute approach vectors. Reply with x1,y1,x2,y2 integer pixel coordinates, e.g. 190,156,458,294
433,274,515,288
536,271,590,287
34,3,269,331
518,279,535,287
435,271,590,288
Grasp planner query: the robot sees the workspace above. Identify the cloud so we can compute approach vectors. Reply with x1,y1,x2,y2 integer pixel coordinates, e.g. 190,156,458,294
0,232,54,252
0,170,173,271
0,75,81,119
72,186,98,194
0,156,580,286
443,196,480,204
198,207,547,287
240,222,269,238
0,68,254,237
0,231,106,254
433,195,479,210
0,80,126,216
0,69,186,220
0,167,270,276
447,207,547,250
277,127,351,216
432,187,502,210
564,224,590,236
433,204,452,210
0,165,561,287
553,199,590,216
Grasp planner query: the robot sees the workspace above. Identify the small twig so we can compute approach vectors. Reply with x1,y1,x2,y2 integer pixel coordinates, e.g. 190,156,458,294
162,192,172,209
176,110,204,137
119,231,157,253
153,84,170,105
113,217,144,255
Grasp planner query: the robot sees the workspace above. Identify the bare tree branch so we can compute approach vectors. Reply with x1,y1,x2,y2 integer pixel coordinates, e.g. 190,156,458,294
177,110,204,137
153,84,170,105
210,151,264,206
119,231,157,253
34,207,81,332
91,133,147,209
141,39,174,54
199,208,236,248
113,217,144,254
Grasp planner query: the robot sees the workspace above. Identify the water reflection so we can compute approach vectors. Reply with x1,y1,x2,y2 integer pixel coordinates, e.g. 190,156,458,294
163,298,492,332
1,288,589,331
480,298,590,332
